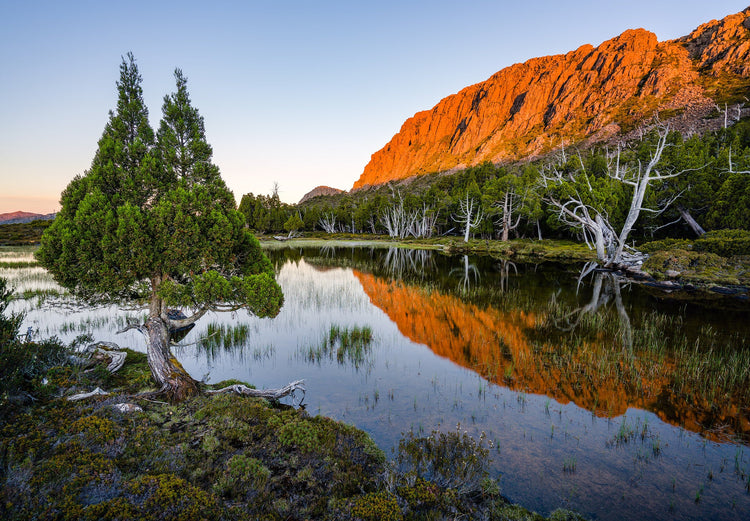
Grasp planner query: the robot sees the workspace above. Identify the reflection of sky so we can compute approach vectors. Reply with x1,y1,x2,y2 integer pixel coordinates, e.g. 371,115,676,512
9,254,750,521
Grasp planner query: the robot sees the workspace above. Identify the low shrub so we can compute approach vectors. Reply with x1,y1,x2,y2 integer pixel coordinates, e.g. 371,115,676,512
0,277,70,409
694,229,750,257
351,491,403,521
396,428,490,495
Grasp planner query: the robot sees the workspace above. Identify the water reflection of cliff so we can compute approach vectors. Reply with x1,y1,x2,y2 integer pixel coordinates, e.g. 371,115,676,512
353,270,750,442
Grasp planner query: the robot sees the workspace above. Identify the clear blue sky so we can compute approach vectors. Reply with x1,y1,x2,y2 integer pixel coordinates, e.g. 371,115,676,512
1,1,748,213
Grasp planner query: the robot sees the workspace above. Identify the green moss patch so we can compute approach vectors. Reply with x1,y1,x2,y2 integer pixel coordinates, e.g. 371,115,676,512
642,249,750,286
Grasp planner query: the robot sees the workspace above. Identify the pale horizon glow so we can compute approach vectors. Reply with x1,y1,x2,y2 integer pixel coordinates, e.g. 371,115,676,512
1,1,748,214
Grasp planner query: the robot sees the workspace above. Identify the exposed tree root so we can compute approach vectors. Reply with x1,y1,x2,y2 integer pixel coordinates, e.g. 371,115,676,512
206,380,306,404
67,387,109,401
69,338,305,405
86,342,127,373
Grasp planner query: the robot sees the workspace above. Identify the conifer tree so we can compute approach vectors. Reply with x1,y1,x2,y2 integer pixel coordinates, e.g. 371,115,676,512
37,55,283,401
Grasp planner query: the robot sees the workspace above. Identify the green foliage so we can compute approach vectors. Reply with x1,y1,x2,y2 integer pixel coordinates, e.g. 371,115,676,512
284,212,304,233
396,477,440,509
396,428,491,494
0,277,70,408
0,277,22,347
271,415,321,453
68,415,118,444
694,229,750,256
642,249,750,285
641,230,750,257
0,349,569,520
351,491,403,521
640,238,692,253
213,454,270,498
123,474,224,521
238,185,293,234
35,56,282,396
294,117,750,250
0,220,53,246
37,55,281,311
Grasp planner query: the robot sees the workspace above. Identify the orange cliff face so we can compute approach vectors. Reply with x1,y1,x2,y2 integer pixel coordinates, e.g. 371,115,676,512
353,270,750,441
353,8,750,189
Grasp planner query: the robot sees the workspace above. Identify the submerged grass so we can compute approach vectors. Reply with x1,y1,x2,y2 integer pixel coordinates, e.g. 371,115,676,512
535,296,750,441
0,261,39,268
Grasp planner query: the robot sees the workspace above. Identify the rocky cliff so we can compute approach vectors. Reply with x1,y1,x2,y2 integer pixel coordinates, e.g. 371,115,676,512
353,8,750,189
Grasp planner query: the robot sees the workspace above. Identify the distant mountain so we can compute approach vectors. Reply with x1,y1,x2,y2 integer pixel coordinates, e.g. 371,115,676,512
298,186,345,204
353,8,750,189
0,211,56,225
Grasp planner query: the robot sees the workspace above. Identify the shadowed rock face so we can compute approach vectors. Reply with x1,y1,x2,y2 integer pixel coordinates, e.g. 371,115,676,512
353,8,750,190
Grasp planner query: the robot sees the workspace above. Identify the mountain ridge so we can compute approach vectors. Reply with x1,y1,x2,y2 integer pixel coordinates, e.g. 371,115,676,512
353,7,750,190
0,211,56,225
298,185,345,204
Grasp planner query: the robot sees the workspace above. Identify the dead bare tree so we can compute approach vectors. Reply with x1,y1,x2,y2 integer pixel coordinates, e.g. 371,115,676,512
318,213,338,234
495,259,518,293
727,146,750,174
380,194,417,239
547,124,690,268
453,193,484,242
450,255,480,292
716,101,746,129
560,269,633,350
493,189,525,241
412,204,439,238
379,192,439,239
383,247,434,279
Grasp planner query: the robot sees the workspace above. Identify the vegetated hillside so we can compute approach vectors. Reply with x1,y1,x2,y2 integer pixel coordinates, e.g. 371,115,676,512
0,220,53,245
353,7,750,189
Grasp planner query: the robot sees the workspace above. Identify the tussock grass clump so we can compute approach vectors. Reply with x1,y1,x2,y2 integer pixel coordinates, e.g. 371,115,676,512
303,324,374,370
199,322,251,352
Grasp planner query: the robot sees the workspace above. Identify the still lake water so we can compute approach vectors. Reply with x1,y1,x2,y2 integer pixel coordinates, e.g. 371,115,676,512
6,244,750,520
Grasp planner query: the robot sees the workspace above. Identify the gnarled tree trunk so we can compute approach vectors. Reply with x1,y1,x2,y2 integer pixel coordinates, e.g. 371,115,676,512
145,316,199,401
143,278,199,401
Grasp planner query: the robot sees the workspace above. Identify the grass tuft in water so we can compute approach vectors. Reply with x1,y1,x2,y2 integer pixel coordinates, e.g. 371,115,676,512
199,322,251,353
303,324,374,370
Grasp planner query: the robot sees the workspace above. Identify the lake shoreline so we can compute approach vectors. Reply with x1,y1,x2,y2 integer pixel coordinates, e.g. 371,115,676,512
0,347,585,521
258,234,750,301
3,243,749,520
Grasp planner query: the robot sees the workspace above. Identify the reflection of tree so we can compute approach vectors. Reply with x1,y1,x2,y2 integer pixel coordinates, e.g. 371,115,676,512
319,244,337,258
353,265,749,442
495,260,517,293
557,267,633,349
450,255,479,293
381,248,434,280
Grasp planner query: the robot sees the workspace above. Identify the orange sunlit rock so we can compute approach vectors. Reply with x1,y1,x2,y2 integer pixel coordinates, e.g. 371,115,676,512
353,8,750,190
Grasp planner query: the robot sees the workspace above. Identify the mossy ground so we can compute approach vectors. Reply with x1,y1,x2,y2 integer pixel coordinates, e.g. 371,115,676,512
641,249,750,286
0,349,582,520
